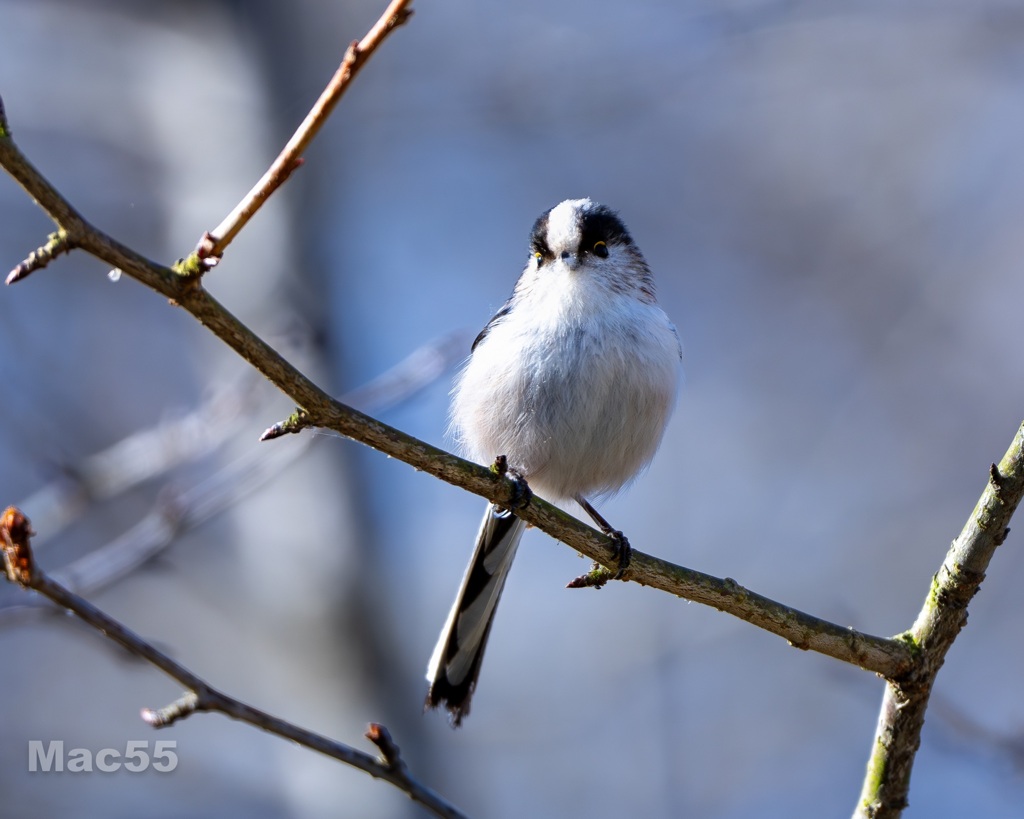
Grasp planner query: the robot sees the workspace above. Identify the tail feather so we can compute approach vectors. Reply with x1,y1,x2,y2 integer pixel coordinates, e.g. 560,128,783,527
426,504,526,726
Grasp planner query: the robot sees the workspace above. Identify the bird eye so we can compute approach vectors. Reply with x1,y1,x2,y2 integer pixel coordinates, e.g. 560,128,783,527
593,241,608,259
533,251,543,264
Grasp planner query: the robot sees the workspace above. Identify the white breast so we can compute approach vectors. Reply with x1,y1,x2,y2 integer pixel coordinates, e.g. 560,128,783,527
452,264,681,501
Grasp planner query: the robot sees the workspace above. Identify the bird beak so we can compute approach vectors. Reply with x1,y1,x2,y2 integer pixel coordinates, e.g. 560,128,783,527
559,250,579,271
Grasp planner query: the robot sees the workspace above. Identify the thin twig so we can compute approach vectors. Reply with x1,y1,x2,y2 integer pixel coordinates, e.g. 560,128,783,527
0,508,467,819
853,424,1024,818
0,445,291,619
0,332,466,618
195,0,415,263
7,228,75,284
0,114,915,679
15,375,259,550
2,6,1021,814
366,723,409,773
186,290,922,678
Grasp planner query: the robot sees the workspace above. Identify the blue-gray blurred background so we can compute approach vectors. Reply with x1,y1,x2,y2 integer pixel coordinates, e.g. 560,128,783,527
2,1,1024,817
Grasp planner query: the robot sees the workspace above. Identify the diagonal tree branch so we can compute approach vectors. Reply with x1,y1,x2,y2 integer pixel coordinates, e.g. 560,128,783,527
0,94,915,680
5,6,1024,815
195,0,415,263
0,507,467,819
0,332,466,619
854,425,1024,818
4,6,1024,814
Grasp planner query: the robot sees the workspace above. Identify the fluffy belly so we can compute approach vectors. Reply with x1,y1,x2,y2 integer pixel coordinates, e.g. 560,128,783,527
454,325,678,500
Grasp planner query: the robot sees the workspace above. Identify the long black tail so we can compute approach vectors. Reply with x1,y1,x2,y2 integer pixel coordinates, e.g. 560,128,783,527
425,504,526,726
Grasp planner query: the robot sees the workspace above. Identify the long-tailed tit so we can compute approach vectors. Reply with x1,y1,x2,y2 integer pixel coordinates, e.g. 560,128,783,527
425,198,682,726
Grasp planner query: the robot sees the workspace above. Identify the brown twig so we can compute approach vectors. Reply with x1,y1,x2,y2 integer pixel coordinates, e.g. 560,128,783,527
854,425,1024,818
259,409,311,441
0,332,466,619
4,12,1024,811
194,0,415,265
0,508,467,819
6,229,76,284
366,723,409,773
2,507,35,584
14,376,259,549
0,120,916,680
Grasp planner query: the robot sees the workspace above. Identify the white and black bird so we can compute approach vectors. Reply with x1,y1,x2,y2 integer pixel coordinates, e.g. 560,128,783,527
426,198,682,726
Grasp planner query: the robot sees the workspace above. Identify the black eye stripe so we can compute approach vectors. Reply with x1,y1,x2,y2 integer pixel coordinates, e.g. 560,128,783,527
527,201,634,264
531,238,552,260
579,206,633,251
529,210,553,260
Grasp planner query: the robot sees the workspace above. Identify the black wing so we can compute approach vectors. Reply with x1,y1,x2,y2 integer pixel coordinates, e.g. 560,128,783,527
471,298,513,351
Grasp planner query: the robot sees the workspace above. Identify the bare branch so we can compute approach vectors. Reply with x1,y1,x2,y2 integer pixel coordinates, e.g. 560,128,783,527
0,508,467,819
0,133,93,285
142,691,201,727
629,550,914,677
4,5,1023,809
1,333,465,618
1,3,1021,812
1,507,35,584
195,0,415,264
366,723,410,774
854,423,1024,818
6,229,76,284
260,409,311,441
16,376,258,548
0,113,915,678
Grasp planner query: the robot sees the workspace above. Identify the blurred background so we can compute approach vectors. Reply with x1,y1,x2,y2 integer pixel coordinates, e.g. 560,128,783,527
2,0,1024,816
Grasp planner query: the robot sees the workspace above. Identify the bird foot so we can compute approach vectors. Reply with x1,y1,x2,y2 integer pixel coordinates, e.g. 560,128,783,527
492,455,532,512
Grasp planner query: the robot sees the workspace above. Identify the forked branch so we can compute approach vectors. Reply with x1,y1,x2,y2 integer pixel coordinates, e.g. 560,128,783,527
0,507,466,819
854,426,1024,818
0,90,915,680
195,0,414,264
3,3,1023,816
